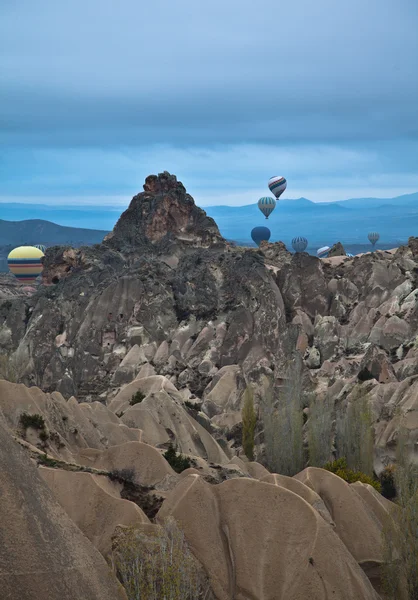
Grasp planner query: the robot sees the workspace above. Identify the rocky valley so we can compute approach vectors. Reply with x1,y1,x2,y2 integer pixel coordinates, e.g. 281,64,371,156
0,172,417,600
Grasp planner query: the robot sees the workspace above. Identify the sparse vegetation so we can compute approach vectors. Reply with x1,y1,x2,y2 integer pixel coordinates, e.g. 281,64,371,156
324,457,382,492
335,393,374,477
382,428,418,600
262,327,305,476
163,443,192,473
241,386,257,461
0,353,25,383
130,390,146,405
37,453,58,468
307,393,334,467
184,400,201,411
19,412,46,431
380,464,397,500
39,429,49,444
113,517,210,600
49,431,65,449
109,468,136,483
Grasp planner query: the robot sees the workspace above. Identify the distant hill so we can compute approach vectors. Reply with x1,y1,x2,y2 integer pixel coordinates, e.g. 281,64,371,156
204,194,418,248
1,191,418,254
0,219,108,272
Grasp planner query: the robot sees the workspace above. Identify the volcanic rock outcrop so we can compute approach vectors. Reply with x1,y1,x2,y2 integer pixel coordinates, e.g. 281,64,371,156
0,172,417,599
1,172,417,472
0,415,127,600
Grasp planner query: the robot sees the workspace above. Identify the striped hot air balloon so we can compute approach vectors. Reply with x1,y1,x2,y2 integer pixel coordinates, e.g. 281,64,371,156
34,244,47,253
258,197,276,219
268,176,287,199
7,246,44,283
368,232,380,247
317,246,330,258
292,236,308,253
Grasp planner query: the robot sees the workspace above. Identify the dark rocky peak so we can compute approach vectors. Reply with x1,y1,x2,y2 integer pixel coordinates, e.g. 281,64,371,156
328,241,346,257
104,171,225,253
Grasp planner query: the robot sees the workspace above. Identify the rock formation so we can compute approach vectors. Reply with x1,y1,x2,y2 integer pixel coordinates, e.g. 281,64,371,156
0,171,417,599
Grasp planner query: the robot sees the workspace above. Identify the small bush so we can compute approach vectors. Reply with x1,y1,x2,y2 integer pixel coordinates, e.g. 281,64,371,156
163,443,192,473
113,517,209,600
130,390,145,406
39,430,49,443
20,412,46,431
380,464,397,500
109,468,135,483
184,400,197,411
324,457,382,493
49,431,65,448
37,454,58,468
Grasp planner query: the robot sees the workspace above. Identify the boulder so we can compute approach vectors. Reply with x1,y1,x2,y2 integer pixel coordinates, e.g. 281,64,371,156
357,345,397,383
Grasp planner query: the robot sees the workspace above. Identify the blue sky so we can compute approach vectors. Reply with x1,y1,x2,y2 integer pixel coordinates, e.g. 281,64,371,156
1,0,418,207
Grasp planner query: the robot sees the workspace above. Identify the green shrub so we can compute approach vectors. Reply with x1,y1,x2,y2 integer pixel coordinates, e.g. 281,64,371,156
380,464,397,500
184,400,200,411
39,430,49,443
37,454,58,468
109,468,135,483
324,457,382,493
19,412,46,431
163,443,191,473
130,390,145,406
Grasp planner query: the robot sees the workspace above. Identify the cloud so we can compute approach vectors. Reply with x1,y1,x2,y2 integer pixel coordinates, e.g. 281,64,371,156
1,0,418,147
0,0,417,204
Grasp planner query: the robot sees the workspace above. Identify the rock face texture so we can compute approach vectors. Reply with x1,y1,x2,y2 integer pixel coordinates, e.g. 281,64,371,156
104,171,224,251
0,417,127,600
158,475,382,600
0,172,417,599
0,172,417,472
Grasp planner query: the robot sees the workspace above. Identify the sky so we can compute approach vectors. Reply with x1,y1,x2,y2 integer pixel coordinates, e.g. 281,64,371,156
1,0,418,208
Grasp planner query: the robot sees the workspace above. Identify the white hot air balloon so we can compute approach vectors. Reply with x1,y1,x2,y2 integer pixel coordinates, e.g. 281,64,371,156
317,246,330,258
268,176,287,199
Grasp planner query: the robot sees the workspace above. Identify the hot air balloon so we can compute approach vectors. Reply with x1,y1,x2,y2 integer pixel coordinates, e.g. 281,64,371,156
251,226,271,247
317,245,330,258
292,236,308,253
268,176,287,199
346,253,354,257
368,232,380,247
7,246,44,283
34,244,47,253
257,197,276,219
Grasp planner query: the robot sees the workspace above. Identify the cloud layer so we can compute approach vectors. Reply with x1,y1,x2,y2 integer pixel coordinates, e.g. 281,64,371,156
1,0,417,204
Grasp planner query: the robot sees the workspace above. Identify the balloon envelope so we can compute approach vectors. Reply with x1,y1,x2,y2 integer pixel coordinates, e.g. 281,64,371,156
368,232,380,245
268,176,287,199
34,244,47,253
257,197,276,219
317,245,330,257
251,226,271,247
292,236,308,253
7,246,44,283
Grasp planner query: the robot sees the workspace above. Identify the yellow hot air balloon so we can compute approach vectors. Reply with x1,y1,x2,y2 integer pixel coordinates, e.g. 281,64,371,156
7,246,44,283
